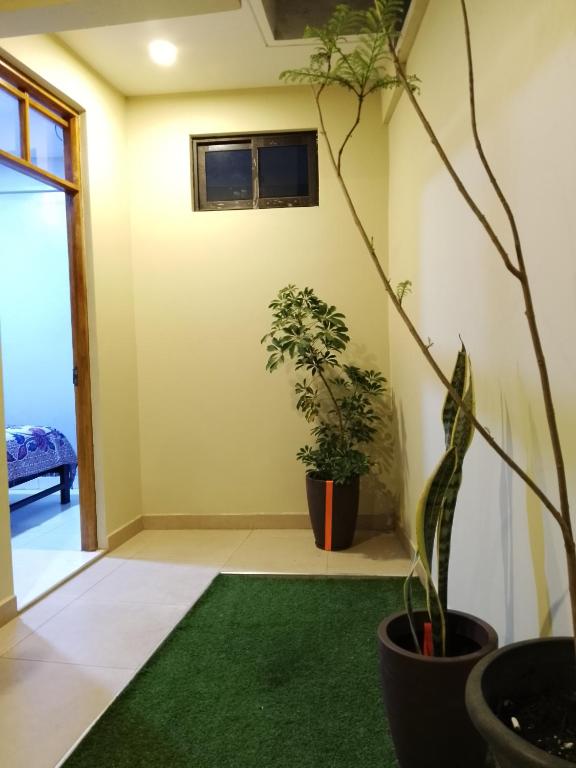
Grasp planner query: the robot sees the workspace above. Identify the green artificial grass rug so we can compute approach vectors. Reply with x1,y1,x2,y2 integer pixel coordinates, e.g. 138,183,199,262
64,575,412,768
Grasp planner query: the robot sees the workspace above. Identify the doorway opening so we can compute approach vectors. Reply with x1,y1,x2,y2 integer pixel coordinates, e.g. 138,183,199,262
0,56,98,607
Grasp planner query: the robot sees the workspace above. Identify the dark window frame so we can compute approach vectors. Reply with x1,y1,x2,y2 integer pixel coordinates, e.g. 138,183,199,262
191,130,318,211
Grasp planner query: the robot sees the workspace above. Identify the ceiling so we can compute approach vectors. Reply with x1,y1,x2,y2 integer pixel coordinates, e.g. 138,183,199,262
0,0,417,97
0,0,240,36
0,0,352,96
57,2,320,95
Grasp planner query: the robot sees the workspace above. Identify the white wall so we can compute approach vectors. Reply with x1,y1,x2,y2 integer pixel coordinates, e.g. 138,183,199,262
388,0,576,642
0,190,77,456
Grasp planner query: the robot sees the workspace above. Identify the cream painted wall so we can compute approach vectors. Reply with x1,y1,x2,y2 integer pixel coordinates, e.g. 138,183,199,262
126,87,395,522
387,0,576,641
0,35,143,540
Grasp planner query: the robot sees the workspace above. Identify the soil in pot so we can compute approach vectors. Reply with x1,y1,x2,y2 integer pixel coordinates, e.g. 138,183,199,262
466,637,576,767
497,691,576,762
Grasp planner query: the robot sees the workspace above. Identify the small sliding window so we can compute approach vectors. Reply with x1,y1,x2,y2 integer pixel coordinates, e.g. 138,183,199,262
191,131,318,211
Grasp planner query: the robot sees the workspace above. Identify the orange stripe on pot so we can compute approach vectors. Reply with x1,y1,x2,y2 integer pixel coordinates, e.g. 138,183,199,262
324,480,333,551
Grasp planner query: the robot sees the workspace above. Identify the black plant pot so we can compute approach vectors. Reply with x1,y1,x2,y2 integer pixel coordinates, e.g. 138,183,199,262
466,637,576,767
378,609,498,768
305,473,359,550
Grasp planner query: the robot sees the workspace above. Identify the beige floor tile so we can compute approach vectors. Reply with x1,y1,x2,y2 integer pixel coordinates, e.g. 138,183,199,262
0,526,411,768
325,532,411,576
137,528,251,546
12,549,101,607
223,529,327,573
231,529,314,540
3,601,188,669
0,592,77,655
78,559,217,605
107,530,153,558
0,658,133,768
133,529,252,565
52,552,130,598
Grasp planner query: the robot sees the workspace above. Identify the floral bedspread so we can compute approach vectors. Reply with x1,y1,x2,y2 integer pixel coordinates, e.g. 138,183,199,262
6,426,77,487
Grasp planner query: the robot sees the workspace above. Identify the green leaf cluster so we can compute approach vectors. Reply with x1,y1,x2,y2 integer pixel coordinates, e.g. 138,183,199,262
262,285,387,485
280,1,418,99
396,279,412,306
404,345,475,656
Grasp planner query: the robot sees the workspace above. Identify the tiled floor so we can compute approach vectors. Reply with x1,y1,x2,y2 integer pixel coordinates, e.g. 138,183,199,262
10,491,100,607
0,528,410,768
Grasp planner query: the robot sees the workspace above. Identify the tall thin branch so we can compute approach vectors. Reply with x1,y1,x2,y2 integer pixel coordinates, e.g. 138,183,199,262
458,0,576,641
287,0,576,639
385,40,522,280
312,86,568,537
459,0,571,531
338,95,365,172
459,0,524,273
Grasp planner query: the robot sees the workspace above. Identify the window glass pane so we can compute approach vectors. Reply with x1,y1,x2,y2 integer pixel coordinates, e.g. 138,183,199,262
205,149,252,202
0,88,21,157
258,145,309,198
29,108,66,178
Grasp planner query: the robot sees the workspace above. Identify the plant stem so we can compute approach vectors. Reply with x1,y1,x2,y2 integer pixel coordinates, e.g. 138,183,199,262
385,38,521,280
459,0,571,531
312,85,569,537
338,95,364,173
316,365,346,447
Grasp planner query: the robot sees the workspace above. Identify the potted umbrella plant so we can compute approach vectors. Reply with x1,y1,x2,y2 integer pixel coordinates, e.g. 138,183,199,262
281,1,576,764
262,284,386,550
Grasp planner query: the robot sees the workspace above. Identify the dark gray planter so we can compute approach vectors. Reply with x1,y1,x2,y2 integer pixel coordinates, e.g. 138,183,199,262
379,609,498,768
466,637,575,767
305,473,359,550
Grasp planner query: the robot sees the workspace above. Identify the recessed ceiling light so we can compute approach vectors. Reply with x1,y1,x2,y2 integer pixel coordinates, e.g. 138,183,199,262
148,40,178,67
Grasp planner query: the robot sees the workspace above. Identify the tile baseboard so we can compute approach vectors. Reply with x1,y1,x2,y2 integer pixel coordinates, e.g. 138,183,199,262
107,515,144,551
0,593,17,628
142,513,395,532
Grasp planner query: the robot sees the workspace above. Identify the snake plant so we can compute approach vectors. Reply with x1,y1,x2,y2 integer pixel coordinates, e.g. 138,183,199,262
404,344,475,656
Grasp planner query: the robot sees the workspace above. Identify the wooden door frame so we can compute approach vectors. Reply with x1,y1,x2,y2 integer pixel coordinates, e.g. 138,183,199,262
0,57,98,551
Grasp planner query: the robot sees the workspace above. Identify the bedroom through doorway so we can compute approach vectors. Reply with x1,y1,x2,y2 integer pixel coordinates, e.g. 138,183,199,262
0,56,98,609
0,164,97,606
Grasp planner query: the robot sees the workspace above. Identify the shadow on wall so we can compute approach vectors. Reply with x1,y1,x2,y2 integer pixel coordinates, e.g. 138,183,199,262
361,388,401,531
499,393,565,643
499,394,515,645
279,330,399,530
394,399,409,535
526,405,564,637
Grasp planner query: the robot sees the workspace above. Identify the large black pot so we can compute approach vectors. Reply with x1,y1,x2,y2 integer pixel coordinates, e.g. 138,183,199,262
378,609,498,768
305,473,359,550
466,637,575,767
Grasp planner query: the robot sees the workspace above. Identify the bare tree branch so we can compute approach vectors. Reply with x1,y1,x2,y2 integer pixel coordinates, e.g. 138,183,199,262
313,85,568,536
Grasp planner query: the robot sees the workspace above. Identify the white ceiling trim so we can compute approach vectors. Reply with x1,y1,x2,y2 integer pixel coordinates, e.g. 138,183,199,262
0,0,240,37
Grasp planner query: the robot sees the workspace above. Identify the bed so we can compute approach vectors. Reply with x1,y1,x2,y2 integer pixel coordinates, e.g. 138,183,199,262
6,425,78,513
